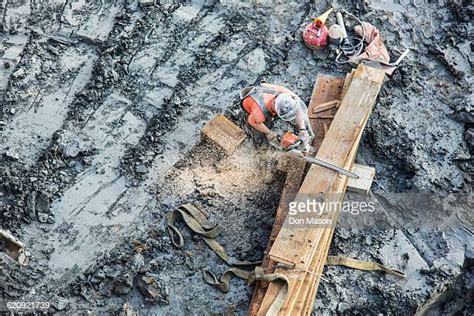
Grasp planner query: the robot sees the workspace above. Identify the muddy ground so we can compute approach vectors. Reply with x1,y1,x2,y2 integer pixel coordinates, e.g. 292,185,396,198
0,0,472,314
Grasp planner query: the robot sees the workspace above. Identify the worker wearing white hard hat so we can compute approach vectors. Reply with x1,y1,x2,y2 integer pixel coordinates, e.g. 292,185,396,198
240,83,314,150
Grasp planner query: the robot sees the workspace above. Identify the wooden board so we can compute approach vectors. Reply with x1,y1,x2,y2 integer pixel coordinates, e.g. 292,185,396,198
249,75,345,315
267,65,385,269
311,100,340,114
201,114,246,153
341,69,355,100
308,75,345,151
248,157,306,315
258,65,385,315
347,164,376,195
299,114,371,315
311,114,335,119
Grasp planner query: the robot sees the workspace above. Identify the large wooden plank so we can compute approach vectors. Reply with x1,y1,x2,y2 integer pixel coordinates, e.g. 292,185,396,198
277,75,382,314
248,157,306,315
250,75,345,315
308,75,345,151
267,65,385,269
298,113,371,315
289,67,384,314
258,65,385,315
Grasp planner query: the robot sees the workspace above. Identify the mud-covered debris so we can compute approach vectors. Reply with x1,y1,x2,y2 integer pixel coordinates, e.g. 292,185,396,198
138,0,154,8
113,271,135,295
57,131,85,158
135,164,147,174
137,272,169,305
51,296,70,311
12,68,25,78
455,111,474,124
466,129,474,152
119,303,138,316
5,148,20,160
0,229,29,266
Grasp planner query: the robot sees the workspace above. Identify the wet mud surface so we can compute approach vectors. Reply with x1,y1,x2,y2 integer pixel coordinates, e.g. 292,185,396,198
0,0,472,314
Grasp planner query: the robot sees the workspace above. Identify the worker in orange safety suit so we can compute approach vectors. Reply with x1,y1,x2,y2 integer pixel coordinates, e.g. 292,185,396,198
240,83,314,151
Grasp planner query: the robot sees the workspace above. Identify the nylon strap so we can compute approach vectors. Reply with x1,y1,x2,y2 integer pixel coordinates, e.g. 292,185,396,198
168,204,289,315
167,204,260,266
168,204,404,315
327,255,406,279
202,266,289,315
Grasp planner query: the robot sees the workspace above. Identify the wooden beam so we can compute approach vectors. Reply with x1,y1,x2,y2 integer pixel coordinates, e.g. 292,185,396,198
341,69,355,100
299,113,371,315
267,64,385,269
311,99,340,114
248,157,306,315
311,114,335,119
249,74,345,314
257,64,385,315
201,114,246,154
308,75,345,151
347,164,376,195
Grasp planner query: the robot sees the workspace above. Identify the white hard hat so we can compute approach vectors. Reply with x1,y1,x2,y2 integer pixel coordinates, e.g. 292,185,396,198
275,93,299,121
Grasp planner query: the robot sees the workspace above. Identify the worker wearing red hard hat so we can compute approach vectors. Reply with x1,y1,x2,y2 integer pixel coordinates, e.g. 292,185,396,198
240,83,314,151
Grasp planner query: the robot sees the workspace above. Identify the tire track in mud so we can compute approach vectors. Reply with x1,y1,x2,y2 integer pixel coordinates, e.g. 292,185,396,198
1,0,313,305
0,1,134,298
0,1,128,232
0,45,97,166
2,1,234,299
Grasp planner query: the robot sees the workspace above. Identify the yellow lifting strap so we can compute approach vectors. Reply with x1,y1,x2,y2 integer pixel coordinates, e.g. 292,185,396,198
167,203,290,314
167,203,405,315
326,255,406,279
167,203,260,266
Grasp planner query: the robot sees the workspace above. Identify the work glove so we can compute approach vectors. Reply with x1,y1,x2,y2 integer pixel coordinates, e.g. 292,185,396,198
298,130,311,153
266,131,281,149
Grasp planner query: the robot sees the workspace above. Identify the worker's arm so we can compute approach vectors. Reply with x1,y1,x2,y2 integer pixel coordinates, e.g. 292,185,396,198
246,104,273,136
251,122,272,135
294,109,307,131
248,117,279,148
294,103,312,153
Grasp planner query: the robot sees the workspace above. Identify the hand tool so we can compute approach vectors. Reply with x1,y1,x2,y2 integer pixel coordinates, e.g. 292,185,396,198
279,132,359,179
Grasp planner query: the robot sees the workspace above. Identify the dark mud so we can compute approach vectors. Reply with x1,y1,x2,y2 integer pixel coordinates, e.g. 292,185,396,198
0,0,472,314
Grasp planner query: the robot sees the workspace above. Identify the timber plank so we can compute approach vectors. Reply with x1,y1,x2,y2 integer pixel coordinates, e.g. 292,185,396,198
248,157,306,315
260,65,385,315
298,114,371,315
267,65,385,270
251,75,345,315
341,69,356,99
312,114,335,119
201,114,246,153
308,75,345,151
311,99,340,114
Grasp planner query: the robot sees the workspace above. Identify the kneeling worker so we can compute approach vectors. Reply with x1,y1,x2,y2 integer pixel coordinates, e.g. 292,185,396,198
240,83,314,151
